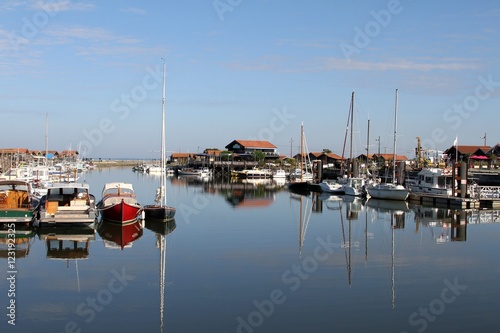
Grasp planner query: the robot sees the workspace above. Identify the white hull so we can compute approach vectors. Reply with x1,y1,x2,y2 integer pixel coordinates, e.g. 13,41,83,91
319,180,345,194
367,183,409,201
342,177,366,197
409,168,454,197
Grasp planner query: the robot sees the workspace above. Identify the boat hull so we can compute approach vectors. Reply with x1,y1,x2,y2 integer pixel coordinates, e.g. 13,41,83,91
319,181,345,194
97,219,143,250
367,184,409,201
0,209,35,223
99,200,142,224
288,181,311,195
143,205,176,221
0,180,36,223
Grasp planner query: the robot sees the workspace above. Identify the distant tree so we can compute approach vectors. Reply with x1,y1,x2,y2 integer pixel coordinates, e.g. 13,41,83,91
322,148,332,154
220,150,232,161
253,150,265,165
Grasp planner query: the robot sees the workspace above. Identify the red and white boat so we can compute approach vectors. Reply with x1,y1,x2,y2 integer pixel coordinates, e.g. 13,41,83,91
97,182,142,223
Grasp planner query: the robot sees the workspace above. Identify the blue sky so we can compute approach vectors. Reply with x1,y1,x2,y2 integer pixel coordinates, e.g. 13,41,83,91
1,0,499,159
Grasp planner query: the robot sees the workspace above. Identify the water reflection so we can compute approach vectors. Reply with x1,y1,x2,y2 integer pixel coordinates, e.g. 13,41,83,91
204,179,283,208
412,206,468,242
38,225,95,260
145,219,176,333
96,219,144,250
0,224,35,259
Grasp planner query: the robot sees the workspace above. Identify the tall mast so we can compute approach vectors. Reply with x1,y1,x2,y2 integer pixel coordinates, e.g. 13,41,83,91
366,118,370,173
349,91,354,177
392,89,398,184
300,122,304,182
45,113,49,166
161,60,167,206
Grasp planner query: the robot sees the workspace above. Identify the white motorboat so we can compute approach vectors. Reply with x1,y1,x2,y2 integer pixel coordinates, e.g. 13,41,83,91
319,180,345,194
410,168,454,196
36,183,97,225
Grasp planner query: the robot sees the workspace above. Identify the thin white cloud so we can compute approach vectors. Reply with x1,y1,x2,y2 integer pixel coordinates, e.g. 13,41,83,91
319,57,481,72
30,0,95,12
0,0,27,11
43,25,142,44
229,56,481,73
120,7,147,15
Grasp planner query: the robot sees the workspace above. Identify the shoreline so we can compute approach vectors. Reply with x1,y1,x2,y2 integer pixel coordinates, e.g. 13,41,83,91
93,160,142,168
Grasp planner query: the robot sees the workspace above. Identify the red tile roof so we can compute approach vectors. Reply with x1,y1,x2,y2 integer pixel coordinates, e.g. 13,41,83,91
374,154,408,161
233,140,277,149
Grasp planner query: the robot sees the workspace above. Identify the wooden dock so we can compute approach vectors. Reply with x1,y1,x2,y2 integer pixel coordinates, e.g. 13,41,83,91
408,193,480,209
409,184,500,209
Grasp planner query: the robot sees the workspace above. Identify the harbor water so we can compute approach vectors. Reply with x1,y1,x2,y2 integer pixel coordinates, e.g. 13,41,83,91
1,167,500,333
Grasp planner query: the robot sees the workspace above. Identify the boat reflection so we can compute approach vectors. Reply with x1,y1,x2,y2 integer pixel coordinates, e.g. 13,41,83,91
0,224,35,259
412,206,467,242
145,218,176,236
97,218,144,250
147,219,176,333
222,180,280,209
38,225,95,260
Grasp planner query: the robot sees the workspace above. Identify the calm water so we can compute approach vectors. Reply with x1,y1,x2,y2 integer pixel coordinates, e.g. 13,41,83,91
2,167,500,333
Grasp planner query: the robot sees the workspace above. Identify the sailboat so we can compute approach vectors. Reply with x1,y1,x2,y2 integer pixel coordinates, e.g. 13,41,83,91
341,91,367,197
144,60,176,221
367,89,409,201
288,122,312,194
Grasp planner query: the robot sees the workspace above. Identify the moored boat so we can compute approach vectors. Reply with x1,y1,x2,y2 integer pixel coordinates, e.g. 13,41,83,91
367,183,409,201
0,180,37,224
319,179,345,194
237,167,272,179
97,182,142,223
366,89,409,201
36,182,97,226
272,169,287,179
143,61,176,222
409,168,454,196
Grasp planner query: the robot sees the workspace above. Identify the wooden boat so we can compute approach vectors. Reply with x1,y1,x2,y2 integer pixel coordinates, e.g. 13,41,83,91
0,180,37,224
36,182,97,226
143,61,176,222
97,182,142,223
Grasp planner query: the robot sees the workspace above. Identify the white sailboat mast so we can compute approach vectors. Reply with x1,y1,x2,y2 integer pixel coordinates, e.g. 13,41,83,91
392,89,398,184
45,113,49,167
161,60,167,207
